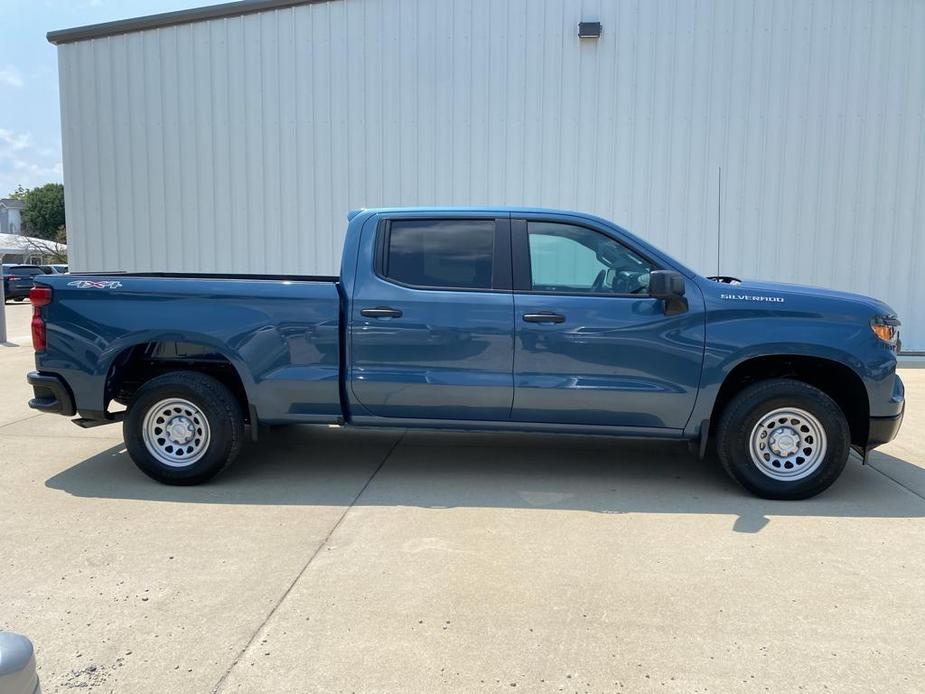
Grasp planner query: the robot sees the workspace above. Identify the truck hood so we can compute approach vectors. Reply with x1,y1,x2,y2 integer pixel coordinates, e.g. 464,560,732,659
714,278,896,317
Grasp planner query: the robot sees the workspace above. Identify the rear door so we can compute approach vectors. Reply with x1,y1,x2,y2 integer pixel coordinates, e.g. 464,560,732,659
511,216,705,430
349,213,515,421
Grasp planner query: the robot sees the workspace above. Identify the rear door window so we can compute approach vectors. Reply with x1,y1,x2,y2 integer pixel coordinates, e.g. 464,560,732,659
382,220,495,290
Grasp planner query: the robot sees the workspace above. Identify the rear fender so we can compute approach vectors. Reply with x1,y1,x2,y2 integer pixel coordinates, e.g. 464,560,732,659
96,332,255,412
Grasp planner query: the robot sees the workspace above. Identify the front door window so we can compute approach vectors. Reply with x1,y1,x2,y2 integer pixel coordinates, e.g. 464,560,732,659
527,222,653,295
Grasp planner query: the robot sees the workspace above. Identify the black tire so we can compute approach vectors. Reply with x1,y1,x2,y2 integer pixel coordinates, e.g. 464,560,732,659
123,371,244,485
715,378,850,500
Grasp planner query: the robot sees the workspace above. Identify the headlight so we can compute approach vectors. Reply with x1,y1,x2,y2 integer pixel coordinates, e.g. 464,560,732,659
870,315,900,345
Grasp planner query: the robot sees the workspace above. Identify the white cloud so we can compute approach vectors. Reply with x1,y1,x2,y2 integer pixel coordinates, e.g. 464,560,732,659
0,65,24,88
0,129,33,152
12,159,63,177
42,0,103,7
0,128,62,195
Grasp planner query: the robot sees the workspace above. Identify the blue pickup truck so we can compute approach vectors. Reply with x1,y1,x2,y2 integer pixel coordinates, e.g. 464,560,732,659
25,208,904,499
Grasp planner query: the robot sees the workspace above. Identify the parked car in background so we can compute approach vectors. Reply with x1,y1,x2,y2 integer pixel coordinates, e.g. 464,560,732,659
1,265,44,302
24,207,904,499
40,264,68,274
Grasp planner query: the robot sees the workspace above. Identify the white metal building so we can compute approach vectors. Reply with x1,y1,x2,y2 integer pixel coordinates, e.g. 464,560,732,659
49,0,925,350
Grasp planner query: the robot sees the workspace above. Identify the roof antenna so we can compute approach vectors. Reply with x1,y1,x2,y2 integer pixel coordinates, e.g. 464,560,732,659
716,166,722,275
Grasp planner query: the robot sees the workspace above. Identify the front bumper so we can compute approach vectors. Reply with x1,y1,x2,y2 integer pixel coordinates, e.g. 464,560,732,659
26,371,76,417
868,407,904,449
865,369,904,445
863,372,904,451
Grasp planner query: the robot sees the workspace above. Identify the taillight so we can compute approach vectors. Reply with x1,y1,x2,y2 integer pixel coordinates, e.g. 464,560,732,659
30,286,51,306
29,286,52,352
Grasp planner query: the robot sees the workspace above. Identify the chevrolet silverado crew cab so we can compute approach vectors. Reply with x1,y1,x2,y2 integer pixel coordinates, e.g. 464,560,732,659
25,208,904,499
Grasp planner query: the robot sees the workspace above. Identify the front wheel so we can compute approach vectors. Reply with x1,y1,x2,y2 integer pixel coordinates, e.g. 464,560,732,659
124,371,244,485
715,379,850,499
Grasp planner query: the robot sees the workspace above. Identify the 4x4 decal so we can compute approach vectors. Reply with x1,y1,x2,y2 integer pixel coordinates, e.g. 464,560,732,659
67,280,123,289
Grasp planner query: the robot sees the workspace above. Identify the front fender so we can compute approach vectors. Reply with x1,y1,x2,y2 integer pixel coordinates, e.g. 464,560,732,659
685,316,896,436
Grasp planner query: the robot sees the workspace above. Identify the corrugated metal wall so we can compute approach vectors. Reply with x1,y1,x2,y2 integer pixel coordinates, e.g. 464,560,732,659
57,0,925,348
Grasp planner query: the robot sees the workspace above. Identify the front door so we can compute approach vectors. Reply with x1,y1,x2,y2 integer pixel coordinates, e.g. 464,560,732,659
511,217,705,430
349,214,514,421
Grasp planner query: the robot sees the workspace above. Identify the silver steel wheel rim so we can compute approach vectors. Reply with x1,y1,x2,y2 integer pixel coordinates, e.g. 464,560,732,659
748,407,827,481
142,398,211,468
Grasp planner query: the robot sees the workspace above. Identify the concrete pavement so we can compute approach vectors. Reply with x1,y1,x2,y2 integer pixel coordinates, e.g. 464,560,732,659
1,300,32,347
1,322,924,692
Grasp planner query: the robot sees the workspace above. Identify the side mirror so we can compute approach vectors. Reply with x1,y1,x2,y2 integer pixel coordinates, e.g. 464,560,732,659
648,270,688,315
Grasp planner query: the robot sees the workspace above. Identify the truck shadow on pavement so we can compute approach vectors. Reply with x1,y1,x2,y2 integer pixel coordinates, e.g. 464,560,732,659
45,425,925,533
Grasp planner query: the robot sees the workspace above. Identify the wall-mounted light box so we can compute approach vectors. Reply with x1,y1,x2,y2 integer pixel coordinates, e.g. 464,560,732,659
578,21,602,38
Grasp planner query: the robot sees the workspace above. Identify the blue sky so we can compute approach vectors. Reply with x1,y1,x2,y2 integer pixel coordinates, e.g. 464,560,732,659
0,0,215,197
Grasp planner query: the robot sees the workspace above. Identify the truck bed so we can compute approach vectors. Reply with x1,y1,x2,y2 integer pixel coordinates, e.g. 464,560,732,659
34,272,344,424
67,271,341,283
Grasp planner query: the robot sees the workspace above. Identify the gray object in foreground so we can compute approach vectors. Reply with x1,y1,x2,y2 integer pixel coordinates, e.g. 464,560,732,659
0,632,40,694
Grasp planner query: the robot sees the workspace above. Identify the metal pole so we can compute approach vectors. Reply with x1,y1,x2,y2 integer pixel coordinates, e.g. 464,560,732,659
0,253,7,344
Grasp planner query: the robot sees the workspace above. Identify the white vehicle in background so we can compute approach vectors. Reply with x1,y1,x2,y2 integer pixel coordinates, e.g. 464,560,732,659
0,632,40,693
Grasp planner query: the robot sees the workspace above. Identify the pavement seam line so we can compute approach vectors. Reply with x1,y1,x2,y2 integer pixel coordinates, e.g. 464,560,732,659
0,413,43,431
866,461,925,502
210,430,406,694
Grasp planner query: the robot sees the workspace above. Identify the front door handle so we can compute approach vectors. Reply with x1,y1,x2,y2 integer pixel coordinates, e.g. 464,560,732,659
522,311,565,324
361,306,403,318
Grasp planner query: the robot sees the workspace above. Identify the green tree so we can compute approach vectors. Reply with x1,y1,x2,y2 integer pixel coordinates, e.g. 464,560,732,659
8,184,27,200
21,183,65,240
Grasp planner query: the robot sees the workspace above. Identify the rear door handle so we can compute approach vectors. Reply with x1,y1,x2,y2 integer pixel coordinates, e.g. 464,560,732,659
361,306,403,318
522,311,565,324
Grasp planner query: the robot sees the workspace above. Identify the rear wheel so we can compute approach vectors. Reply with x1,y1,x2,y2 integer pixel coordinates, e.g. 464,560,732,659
124,371,244,485
715,379,850,499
